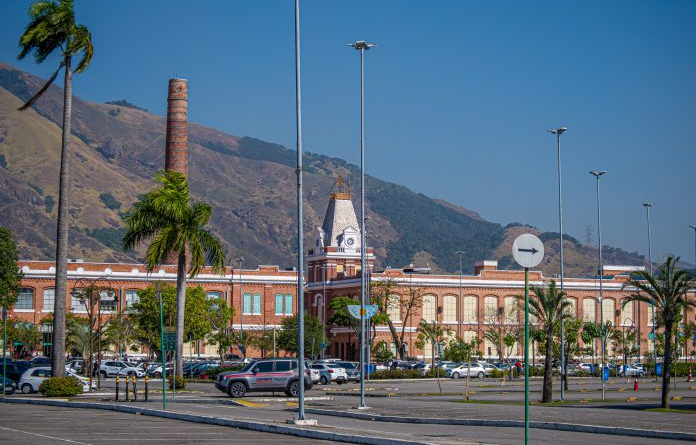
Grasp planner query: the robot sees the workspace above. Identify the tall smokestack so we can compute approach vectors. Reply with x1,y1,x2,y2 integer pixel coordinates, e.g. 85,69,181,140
165,78,188,177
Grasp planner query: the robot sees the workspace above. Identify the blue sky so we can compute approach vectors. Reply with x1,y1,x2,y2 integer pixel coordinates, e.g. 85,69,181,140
2,1,695,264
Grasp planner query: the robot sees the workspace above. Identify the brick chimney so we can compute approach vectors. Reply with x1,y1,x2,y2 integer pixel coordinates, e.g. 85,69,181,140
165,78,189,177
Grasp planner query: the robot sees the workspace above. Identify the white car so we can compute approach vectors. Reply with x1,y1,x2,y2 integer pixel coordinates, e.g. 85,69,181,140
19,367,95,393
99,360,143,378
578,363,593,372
447,363,486,379
310,363,348,384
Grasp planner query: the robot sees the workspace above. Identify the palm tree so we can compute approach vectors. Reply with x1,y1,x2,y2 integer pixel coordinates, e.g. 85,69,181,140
520,280,569,403
621,256,695,408
122,171,226,377
17,0,93,377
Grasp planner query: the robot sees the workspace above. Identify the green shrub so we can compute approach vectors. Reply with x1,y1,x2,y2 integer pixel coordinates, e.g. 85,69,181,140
369,369,423,379
424,368,447,378
167,375,186,389
99,192,121,210
39,376,83,397
201,365,244,380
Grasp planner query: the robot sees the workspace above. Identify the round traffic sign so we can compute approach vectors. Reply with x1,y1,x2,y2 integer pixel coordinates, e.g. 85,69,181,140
512,234,545,268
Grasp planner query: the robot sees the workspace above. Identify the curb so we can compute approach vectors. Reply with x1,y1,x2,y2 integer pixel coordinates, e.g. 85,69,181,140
303,408,696,442
0,398,437,445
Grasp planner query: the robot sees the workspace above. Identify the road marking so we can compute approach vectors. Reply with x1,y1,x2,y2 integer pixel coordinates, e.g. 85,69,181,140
0,426,93,444
234,400,265,408
286,402,298,407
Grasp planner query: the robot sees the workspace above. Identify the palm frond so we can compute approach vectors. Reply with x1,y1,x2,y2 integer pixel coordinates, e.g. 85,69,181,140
18,65,62,110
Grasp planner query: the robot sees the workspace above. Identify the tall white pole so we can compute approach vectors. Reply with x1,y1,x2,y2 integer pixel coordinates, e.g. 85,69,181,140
294,0,306,421
591,171,607,401
548,127,567,401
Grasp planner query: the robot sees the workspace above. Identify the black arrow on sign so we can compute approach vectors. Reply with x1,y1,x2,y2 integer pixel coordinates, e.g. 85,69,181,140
518,247,539,254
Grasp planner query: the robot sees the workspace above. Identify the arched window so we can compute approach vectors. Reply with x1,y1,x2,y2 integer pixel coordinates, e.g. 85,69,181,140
463,296,477,323
443,295,456,322
602,298,615,325
583,298,596,322
207,291,222,300
422,295,436,322
422,339,434,359
483,296,498,324
43,288,55,311
387,295,401,322
16,288,34,310
100,290,118,312
462,330,477,344
564,297,577,318
125,290,140,309
71,290,86,312
620,300,634,326
504,297,518,325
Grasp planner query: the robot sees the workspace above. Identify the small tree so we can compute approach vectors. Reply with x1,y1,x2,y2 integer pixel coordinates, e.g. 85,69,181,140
205,296,235,361
553,317,583,390
373,340,393,363
6,318,41,358
276,313,326,357
415,320,451,392
371,278,424,359
483,306,522,386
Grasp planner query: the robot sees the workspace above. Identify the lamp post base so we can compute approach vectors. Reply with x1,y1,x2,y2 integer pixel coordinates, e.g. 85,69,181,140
286,418,318,426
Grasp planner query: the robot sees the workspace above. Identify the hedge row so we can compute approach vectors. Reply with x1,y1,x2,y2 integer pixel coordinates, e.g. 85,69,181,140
39,377,83,397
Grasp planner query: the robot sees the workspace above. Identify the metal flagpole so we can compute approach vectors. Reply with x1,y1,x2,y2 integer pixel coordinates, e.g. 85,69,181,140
158,282,166,410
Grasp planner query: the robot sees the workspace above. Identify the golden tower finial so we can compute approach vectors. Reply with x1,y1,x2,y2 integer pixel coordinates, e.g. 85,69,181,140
330,172,351,200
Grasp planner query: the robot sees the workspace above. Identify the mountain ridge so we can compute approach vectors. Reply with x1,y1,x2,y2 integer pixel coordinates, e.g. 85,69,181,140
0,62,647,276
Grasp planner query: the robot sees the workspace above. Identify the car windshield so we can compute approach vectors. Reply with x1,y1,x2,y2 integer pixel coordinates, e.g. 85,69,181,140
327,364,341,369
238,362,256,373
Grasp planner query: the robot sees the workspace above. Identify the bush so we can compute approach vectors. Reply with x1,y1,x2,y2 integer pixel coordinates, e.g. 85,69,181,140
369,369,424,379
39,376,83,397
167,375,186,389
201,365,245,380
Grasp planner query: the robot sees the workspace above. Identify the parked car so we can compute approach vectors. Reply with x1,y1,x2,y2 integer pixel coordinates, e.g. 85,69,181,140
337,361,360,381
148,364,173,378
577,363,593,372
0,361,32,382
19,367,94,393
618,365,646,378
100,361,143,378
215,358,313,398
30,356,52,367
310,363,348,384
447,363,486,379
479,363,500,376
68,359,84,374
1,377,16,395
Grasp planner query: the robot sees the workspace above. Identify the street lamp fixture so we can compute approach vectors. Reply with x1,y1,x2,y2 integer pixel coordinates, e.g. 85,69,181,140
590,170,607,400
548,126,568,401
349,38,377,411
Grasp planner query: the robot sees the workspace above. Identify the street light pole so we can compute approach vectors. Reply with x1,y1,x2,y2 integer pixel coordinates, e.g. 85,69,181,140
350,39,376,411
643,203,654,370
237,257,243,357
457,251,465,339
548,126,567,401
294,0,308,423
590,170,607,401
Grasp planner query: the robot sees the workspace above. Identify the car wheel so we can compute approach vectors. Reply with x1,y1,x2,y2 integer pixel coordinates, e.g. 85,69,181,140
337,380,345,385
477,372,485,379
286,380,300,397
228,382,247,398
21,383,33,394
320,376,329,385
154,371,161,378
452,372,459,379
100,371,107,378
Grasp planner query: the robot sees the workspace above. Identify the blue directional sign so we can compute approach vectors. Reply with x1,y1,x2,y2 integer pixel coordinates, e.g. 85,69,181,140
347,304,379,319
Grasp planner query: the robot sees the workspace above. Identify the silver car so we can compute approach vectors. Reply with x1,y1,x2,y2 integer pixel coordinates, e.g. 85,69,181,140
447,363,486,379
215,358,313,398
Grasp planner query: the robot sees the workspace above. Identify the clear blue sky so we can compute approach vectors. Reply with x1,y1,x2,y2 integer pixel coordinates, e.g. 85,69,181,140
2,1,695,264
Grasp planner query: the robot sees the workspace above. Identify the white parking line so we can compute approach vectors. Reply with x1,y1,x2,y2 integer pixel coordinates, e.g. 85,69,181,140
0,426,93,444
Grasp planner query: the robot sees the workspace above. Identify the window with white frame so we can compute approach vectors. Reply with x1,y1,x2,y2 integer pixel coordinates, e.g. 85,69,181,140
483,296,498,324
462,330,477,345
463,296,477,323
275,294,294,315
125,290,139,309
564,297,577,318
602,298,615,325
620,300,634,326
443,295,456,322
387,295,401,322
421,295,436,322
243,292,261,315
71,291,87,312
43,288,55,311
100,290,118,312
504,297,518,325
207,291,222,300
16,288,34,310
583,298,596,322
648,304,655,327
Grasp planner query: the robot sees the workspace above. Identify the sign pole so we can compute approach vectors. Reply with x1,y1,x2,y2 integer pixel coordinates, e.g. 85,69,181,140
524,267,529,445
158,282,166,410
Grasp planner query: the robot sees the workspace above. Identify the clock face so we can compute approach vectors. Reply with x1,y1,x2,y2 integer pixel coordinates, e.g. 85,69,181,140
346,238,355,246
